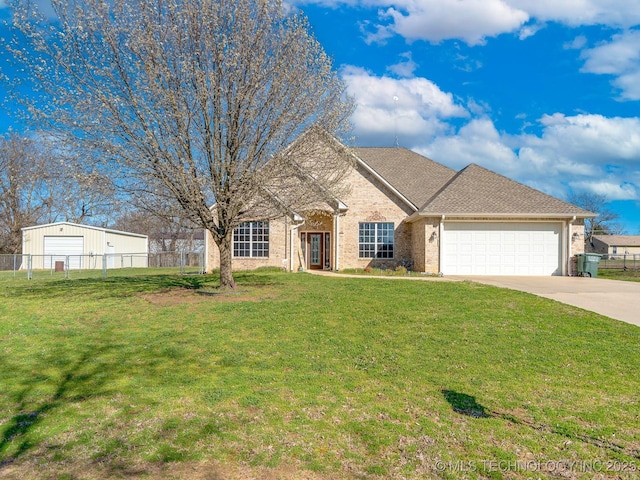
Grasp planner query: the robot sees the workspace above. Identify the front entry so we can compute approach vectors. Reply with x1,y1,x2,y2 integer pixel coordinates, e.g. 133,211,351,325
301,232,331,270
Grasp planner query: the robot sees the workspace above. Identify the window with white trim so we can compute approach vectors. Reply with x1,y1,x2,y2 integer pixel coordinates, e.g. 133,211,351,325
359,222,394,258
233,221,269,257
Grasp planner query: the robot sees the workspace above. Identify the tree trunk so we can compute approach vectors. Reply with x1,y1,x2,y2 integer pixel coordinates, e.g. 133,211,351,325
217,233,236,290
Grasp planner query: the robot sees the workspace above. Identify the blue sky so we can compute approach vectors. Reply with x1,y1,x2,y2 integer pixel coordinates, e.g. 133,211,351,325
1,0,640,232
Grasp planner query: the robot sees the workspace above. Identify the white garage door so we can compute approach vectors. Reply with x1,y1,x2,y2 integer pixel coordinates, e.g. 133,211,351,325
44,236,84,269
442,223,562,276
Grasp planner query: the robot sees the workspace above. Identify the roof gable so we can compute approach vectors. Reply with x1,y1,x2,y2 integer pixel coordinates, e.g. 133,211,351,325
592,235,640,247
352,147,457,209
418,164,594,217
21,221,148,238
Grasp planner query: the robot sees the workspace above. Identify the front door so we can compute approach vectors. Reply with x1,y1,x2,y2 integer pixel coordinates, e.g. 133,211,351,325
302,232,331,270
309,233,322,269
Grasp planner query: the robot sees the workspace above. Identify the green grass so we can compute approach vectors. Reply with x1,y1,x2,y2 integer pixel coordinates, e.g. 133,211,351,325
597,268,640,282
0,270,639,479
340,266,417,276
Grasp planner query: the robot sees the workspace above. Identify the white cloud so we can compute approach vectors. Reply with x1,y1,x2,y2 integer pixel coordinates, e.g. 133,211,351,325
379,1,529,46
535,113,640,162
417,118,518,171
518,22,545,40
420,113,640,200
386,52,418,78
342,67,640,201
511,114,640,198
581,31,640,75
296,0,640,44
580,30,640,100
509,0,640,28
568,180,639,201
341,66,468,145
613,70,640,101
564,35,587,50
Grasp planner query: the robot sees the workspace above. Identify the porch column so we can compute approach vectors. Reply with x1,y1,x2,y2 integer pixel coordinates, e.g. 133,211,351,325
334,213,340,271
438,215,445,275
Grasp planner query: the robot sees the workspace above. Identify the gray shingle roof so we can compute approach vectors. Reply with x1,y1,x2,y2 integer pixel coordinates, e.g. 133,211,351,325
592,235,640,247
418,164,594,216
352,148,594,217
353,147,457,208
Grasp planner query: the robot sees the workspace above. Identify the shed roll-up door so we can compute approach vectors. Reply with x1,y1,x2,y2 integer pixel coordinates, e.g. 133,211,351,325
44,236,84,269
442,222,562,276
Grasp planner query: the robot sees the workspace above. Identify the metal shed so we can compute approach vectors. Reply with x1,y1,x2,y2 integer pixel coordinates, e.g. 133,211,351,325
21,222,149,270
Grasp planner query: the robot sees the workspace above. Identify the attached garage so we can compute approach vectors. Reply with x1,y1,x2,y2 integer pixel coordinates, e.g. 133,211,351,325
442,222,562,276
22,222,148,270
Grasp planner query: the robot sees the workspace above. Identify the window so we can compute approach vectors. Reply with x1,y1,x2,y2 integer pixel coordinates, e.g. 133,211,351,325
233,221,269,257
359,222,394,258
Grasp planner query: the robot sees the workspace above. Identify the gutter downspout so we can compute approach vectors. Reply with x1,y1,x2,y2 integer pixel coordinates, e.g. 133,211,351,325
568,216,576,276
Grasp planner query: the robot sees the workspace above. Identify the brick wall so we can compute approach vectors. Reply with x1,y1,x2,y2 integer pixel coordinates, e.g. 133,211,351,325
336,164,415,271
206,217,290,272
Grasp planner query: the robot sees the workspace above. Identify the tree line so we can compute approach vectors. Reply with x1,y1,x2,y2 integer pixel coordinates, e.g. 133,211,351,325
3,0,353,288
0,132,200,254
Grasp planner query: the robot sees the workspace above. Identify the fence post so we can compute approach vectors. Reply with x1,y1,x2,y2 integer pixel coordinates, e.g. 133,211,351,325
102,254,107,278
27,255,32,280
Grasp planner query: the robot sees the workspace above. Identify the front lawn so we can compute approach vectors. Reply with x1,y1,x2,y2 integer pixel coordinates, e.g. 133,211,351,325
597,268,640,282
1,270,639,479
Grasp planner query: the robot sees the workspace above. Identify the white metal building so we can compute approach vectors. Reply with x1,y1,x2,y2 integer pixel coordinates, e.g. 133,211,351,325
21,222,148,270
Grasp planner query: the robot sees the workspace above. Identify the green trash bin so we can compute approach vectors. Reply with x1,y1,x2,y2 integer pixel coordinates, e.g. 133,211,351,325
576,253,601,277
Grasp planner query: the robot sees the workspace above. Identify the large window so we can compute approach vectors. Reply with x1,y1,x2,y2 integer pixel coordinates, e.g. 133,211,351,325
233,221,269,258
359,222,394,258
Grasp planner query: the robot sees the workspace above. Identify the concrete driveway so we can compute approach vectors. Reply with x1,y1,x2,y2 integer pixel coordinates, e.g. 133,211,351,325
451,276,640,327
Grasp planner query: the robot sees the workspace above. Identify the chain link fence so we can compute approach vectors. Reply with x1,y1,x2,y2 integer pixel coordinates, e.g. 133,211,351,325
0,252,205,280
598,254,640,271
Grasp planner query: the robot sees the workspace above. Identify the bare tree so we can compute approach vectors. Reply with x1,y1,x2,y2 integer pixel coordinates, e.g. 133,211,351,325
5,0,354,288
0,133,121,253
0,134,52,253
568,192,624,240
50,154,120,226
113,200,202,254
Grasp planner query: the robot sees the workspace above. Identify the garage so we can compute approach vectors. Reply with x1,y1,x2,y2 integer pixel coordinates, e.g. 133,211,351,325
22,222,148,270
44,236,84,269
442,222,562,276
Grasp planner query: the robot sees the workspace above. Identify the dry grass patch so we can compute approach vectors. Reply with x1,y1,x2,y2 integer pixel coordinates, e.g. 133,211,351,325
0,459,343,480
140,284,284,306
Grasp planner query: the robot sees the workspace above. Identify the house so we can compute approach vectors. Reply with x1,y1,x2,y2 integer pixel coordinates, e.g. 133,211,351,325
149,229,205,254
22,222,148,270
588,235,640,256
206,140,594,276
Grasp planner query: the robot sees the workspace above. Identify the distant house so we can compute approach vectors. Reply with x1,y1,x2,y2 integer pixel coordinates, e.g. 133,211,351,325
588,235,640,256
21,222,148,270
206,136,595,276
149,229,205,254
